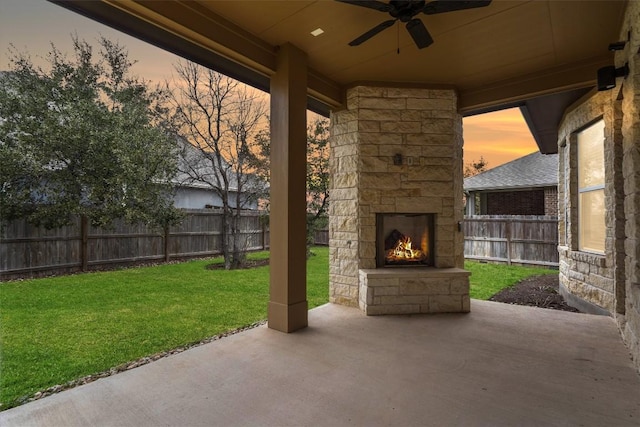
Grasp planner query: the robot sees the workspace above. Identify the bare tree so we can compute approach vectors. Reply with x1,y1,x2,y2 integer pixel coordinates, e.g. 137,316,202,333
253,117,330,256
169,61,267,269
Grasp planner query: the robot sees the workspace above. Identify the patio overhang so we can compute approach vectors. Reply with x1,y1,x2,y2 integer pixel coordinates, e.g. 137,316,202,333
49,0,341,116
49,0,628,331
51,0,626,151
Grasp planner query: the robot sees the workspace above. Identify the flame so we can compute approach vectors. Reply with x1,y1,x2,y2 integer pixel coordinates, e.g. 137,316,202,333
389,236,425,260
421,230,428,255
384,228,430,265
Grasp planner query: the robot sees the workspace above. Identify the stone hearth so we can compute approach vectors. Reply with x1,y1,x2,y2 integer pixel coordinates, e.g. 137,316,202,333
329,85,470,315
359,268,471,315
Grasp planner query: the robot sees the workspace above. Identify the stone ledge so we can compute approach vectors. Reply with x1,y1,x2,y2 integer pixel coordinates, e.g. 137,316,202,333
559,246,607,267
559,274,614,313
558,280,611,316
359,267,470,279
359,268,470,316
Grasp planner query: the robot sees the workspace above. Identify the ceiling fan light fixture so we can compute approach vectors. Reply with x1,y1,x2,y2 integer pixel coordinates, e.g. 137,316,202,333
406,18,433,49
338,0,492,49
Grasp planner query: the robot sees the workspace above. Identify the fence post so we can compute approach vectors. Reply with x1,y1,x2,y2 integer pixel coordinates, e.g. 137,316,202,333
164,225,170,262
80,215,88,271
505,218,512,265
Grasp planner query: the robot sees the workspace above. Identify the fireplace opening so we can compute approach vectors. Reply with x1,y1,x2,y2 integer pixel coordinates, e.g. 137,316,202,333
376,213,435,267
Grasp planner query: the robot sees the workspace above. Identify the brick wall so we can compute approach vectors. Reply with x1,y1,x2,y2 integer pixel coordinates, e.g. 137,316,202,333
544,187,558,217
485,190,545,215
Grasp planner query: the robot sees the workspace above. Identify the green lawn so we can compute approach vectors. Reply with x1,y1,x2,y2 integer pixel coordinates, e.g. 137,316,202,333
465,260,558,300
0,249,555,410
0,248,328,410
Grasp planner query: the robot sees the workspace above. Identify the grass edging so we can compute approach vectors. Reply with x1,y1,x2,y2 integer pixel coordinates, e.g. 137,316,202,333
13,320,267,408
2,252,556,410
0,247,329,411
465,260,558,300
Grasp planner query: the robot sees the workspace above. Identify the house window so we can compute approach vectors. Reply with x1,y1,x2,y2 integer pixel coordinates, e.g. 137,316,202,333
577,120,605,253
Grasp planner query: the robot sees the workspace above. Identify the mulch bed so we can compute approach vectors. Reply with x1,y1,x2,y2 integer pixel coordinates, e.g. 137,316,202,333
489,274,580,313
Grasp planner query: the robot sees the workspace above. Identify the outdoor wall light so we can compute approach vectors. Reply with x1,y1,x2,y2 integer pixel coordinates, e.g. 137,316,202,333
597,63,629,91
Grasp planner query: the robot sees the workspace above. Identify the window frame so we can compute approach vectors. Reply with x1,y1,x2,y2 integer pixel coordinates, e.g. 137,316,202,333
576,119,605,254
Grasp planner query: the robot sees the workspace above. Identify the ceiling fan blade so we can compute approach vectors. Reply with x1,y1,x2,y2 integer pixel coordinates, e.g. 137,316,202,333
423,0,492,15
406,19,434,49
349,19,397,46
335,0,392,13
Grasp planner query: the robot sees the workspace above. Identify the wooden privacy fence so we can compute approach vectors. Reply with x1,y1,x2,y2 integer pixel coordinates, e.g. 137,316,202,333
314,229,329,246
463,215,559,267
0,210,269,280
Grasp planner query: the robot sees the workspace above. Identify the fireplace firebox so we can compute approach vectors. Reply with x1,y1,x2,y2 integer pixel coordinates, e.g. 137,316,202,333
376,213,435,268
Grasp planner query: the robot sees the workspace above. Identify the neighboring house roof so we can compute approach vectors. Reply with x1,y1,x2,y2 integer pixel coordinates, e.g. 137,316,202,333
174,137,267,194
464,151,558,192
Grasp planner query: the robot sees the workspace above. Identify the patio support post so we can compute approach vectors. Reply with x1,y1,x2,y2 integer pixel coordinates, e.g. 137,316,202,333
268,43,308,332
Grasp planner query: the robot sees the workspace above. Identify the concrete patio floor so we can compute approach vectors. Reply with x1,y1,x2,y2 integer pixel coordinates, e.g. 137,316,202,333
2,300,640,426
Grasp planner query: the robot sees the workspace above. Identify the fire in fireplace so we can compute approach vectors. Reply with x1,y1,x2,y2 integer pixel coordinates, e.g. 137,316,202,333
376,213,434,267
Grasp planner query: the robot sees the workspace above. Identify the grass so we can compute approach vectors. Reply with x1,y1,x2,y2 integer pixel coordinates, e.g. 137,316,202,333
465,260,558,300
0,249,555,410
0,247,328,410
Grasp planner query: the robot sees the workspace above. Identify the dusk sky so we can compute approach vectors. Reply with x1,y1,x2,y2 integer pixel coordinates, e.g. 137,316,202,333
0,0,539,170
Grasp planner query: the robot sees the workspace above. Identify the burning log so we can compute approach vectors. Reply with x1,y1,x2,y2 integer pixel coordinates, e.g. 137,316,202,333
384,229,404,251
385,232,427,263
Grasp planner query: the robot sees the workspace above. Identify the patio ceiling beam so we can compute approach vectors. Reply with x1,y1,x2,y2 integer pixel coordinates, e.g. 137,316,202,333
49,0,343,115
51,1,613,119
110,0,343,111
458,54,611,115
105,0,276,80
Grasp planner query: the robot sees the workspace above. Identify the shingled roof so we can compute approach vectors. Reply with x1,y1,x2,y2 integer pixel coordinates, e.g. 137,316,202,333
464,151,558,192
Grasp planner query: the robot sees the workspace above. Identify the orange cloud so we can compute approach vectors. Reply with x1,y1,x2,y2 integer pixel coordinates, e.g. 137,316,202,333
463,108,539,169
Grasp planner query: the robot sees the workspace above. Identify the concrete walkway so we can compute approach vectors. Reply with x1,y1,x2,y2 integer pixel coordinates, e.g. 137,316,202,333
2,300,640,426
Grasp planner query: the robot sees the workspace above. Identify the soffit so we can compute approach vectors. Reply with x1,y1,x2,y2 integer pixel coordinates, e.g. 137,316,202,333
192,0,625,108
56,0,625,111
51,0,627,152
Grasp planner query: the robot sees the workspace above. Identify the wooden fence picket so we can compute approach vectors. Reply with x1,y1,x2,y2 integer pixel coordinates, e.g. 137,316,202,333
1,210,268,279
463,215,559,268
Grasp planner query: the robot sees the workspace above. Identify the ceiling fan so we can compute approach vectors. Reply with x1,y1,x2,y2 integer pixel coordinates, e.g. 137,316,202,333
337,0,492,49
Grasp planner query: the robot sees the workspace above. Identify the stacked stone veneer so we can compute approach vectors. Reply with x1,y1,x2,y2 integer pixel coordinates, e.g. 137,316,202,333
619,0,640,373
558,0,640,372
329,85,469,315
558,91,621,315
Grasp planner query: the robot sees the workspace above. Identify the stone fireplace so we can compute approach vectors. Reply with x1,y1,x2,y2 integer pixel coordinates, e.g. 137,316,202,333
329,85,470,315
